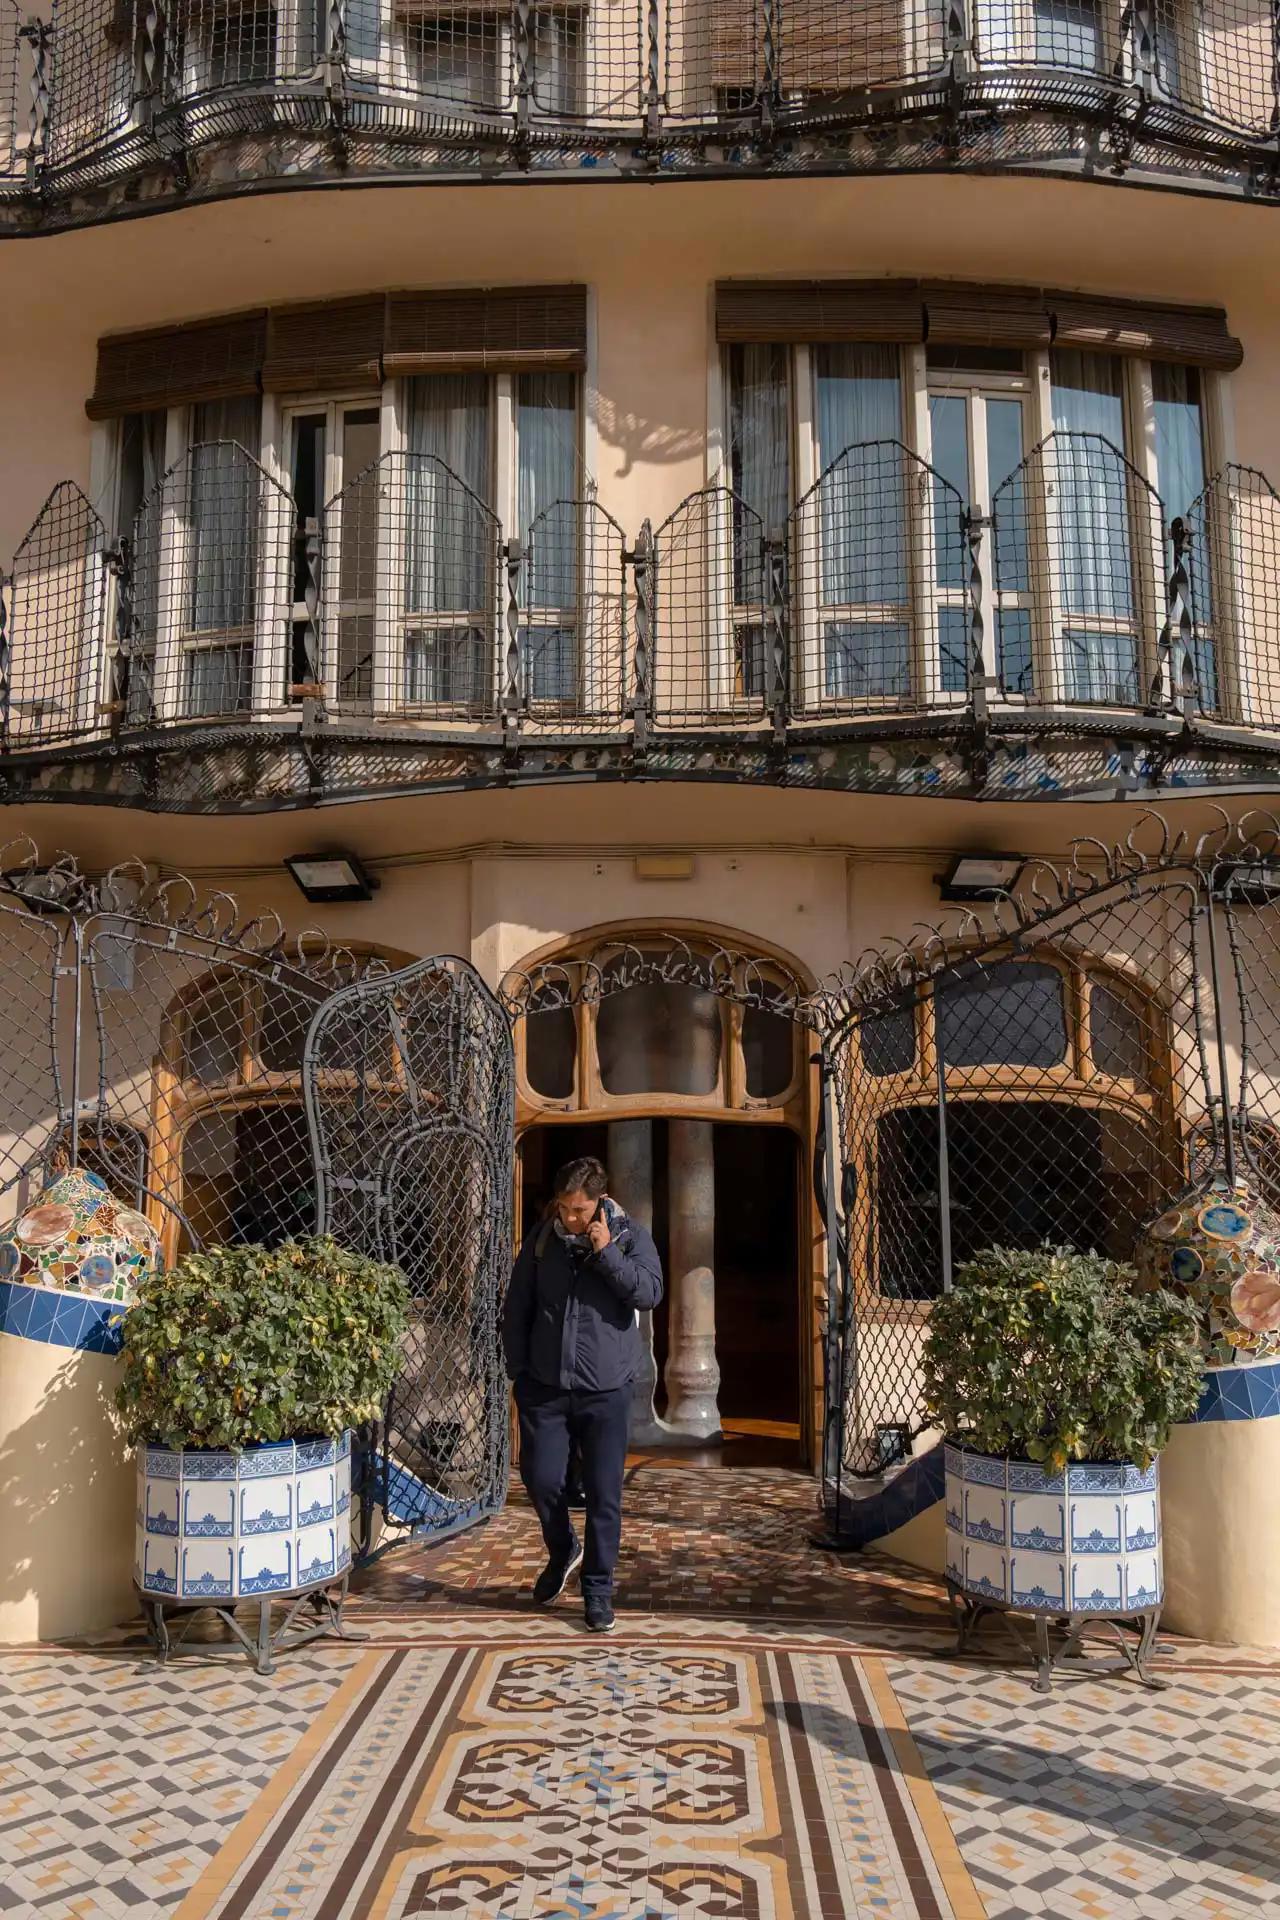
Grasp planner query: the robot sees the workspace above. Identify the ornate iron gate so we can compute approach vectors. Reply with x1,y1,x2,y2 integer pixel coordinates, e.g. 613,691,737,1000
814,817,1280,1537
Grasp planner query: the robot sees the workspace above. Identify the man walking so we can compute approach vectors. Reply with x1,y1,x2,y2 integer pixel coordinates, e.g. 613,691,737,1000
503,1154,663,1633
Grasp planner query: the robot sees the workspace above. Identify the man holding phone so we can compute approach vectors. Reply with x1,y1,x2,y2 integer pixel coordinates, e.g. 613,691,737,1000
502,1154,664,1633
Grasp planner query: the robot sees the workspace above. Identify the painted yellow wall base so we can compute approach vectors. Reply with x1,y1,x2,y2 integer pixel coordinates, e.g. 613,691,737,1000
1161,1412,1280,1647
0,1330,138,1645
868,1498,946,1577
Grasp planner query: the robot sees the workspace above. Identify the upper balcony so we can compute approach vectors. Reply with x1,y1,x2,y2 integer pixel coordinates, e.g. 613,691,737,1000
2,0,1280,230
4,426,1280,810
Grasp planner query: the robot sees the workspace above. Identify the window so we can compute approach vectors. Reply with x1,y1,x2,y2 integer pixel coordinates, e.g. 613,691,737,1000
849,951,1178,1302
389,4,581,113
289,402,381,704
722,321,1222,716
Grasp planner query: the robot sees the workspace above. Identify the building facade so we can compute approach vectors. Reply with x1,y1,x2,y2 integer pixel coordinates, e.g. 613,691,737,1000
4,0,1280,1624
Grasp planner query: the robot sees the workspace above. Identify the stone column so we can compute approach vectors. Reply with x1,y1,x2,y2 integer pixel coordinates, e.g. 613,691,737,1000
607,1117,672,1446
664,1118,721,1440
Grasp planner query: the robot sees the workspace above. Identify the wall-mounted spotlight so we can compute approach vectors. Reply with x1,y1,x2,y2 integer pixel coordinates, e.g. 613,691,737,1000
935,854,1026,902
283,853,378,904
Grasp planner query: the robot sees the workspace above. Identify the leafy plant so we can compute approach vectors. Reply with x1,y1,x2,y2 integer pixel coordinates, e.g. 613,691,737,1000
921,1245,1203,1472
116,1237,410,1451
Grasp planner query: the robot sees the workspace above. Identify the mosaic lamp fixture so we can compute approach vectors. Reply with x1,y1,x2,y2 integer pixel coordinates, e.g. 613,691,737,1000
1135,1174,1280,1363
0,1167,159,1306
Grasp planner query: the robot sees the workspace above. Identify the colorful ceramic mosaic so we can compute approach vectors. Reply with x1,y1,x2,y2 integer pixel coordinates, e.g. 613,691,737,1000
0,1167,159,1306
1135,1174,1280,1361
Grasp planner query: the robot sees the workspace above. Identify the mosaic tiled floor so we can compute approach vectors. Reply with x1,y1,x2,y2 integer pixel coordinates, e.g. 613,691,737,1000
2,1467,1279,1920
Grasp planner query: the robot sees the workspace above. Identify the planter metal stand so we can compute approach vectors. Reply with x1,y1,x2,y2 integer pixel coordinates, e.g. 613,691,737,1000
946,1580,1166,1694
139,1572,367,1676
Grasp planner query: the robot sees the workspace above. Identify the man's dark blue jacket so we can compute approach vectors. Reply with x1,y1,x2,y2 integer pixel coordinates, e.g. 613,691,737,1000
502,1197,664,1393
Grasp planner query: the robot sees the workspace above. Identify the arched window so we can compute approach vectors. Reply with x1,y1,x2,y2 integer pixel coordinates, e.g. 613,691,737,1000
850,948,1180,1302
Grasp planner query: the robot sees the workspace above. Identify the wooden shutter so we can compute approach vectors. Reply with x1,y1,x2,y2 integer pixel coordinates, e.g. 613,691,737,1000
1049,294,1243,370
86,311,266,419
384,286,588,374
715,281,924,345
923,283,1052,350
779,0,904,89
704,0,758,90
262,296,385,395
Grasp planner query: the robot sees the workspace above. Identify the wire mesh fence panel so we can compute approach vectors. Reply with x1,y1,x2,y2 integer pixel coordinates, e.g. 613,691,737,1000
47,0,137,166
821,863,1221,1481
788,438,968,717
521,496,627,727
5,482,109,748
651,484,770,727
0,4,34,178
155,0,319,108
1189,0,1279,134
528,0,641,120
1183,465,1280,729
0,895,65,1216
970,0,1118,78
129,439,295,726
384,0,514,114
990,429,1165,710
304,956,514,1537
322,450,502,720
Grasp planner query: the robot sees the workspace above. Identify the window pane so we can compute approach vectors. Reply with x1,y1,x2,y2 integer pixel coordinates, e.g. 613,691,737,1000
1152,360,1215,706
519,372,579,703
186,644,252,716
526,1002,577,1100
533,7,581,112
815,346,904,606
928,394,969,590
742,987,794,1098
400,14,500,105
937,960,1067,1067
986,396,1027,591
729,344,788,607
182,977,244,1085
182,1105,316,1255
1050,351,1133,625
861,1000,916,1076
596,967,722,1095
118,410,166,539
333,409,380,707
824,621,909,699
939,605,969,694
1089,978,1151,1081
405,374,490,623
1063,627,1139,705
997,607,1033,695
190,397,262,637
1035,0,1100,68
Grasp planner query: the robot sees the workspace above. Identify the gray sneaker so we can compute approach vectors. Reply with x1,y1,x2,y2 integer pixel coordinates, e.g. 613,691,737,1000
584,1592,616,1634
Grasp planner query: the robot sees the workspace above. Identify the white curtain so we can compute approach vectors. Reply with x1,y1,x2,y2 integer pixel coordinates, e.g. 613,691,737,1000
728,344,789,609
189,396,260,638
814,345,903,606
1050,349,1136,700
518,372,578,701
404,374,490,704
1153,360,1213,702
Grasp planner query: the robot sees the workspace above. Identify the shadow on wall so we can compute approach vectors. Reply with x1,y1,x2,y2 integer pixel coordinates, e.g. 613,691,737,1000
595,395,708,479
0,1345,137,1642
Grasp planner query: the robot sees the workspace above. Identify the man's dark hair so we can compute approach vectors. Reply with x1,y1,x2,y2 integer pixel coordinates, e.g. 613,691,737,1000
552,1155,608,1200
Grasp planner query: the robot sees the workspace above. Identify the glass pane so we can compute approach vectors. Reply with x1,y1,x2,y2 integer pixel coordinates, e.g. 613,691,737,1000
939,606,969,694
742,988,795,1098
1063,627,1139,704
1152,361,1216,706
928,394,969,590
182,1104,316,1255
400,15,499,104
405,628,487,706
937,959,1067,1067
185,645,252,717
190,397,262,636
986,396,1027,592
256,978,325,1074
526,626,577,702
814,346,904,607
182,977,244,1085
1050,351,1132,623
519,373,579,700
997,607,1033,695
526,1003,577,1100
1035,0,1100,68
1090,978,1151,1081
861,1000,916,1075
596,965,722,1095
534,8,581,111
824,621,909,699
729,344,788,606
118,410,166,540
405,375,490,620
333,410,380,708
289,413,325,692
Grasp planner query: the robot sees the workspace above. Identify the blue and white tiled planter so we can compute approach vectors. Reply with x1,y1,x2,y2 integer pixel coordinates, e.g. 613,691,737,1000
136,1432,353,1602
943,1443,1162,1616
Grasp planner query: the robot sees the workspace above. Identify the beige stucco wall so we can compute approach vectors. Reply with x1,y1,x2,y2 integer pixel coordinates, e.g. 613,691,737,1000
0,1331,136,1644
0,172,1279,554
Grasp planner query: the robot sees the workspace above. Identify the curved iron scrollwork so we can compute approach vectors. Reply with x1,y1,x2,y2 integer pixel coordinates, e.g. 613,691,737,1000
501,930,814,1025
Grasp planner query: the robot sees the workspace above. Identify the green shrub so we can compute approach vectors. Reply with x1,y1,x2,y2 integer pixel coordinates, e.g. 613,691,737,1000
921,1245,1203,1472
116,1237,410,1451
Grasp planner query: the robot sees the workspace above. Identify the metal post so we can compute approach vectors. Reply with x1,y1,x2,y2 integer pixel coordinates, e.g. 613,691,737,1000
1129,0,1157,96
21,16,50,187
139,0,167,120
68,918,83,1172
514,0,532,136
630,519,652,754
105,537,133,733
644,0,661,142
0,572,10,754
765,525,788,745
935,978,954,1295
293,515,325,716
1153,514,1197,720
1204,889,1238,1187
819,1055,848,1515
503,536,522,755
964,505,989,728
760,0,777,136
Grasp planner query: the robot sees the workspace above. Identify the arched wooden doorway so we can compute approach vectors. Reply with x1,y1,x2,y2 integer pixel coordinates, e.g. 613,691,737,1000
503,924,821,1467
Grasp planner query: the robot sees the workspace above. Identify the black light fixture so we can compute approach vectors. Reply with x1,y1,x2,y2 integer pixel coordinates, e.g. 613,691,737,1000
936,853,1026,902
283,852,378,904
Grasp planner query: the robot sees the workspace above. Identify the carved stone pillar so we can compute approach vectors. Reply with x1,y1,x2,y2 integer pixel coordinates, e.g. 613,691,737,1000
664,1118,721,1440
607,1117,670,1446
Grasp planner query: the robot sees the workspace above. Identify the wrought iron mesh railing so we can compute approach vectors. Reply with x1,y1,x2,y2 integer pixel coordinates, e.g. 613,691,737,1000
990,430,1165,710
321,450,502,719
4,0,1280,198
788,439,969,718
11,438,1280,749
127,439,295,724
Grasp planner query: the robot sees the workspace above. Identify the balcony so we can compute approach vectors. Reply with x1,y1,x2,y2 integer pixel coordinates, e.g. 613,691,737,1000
2,0,1280,227
3,430,1280,811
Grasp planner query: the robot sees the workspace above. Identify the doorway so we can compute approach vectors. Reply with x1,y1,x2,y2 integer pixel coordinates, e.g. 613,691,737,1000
517,1118,803,1459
